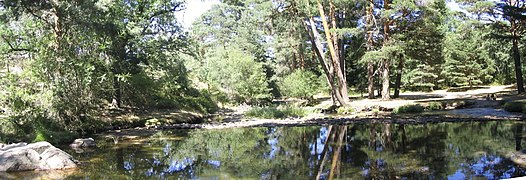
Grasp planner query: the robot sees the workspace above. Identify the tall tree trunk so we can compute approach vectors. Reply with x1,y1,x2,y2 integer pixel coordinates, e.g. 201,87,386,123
317,0,350,105
291,52,297,71
329,0,345,83
366,0,375,99
381,60,390,100
381,0,391,100
393,55,404,98
512,37,525,93
111,38,128,108
368,63,375,98
299,43,305,69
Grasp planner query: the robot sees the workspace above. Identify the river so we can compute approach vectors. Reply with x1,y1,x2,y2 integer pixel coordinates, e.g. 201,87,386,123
4,120,526,179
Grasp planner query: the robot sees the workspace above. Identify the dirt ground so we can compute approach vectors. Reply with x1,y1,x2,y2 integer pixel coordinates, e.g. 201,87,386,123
101,85,526,134
165,85,525,130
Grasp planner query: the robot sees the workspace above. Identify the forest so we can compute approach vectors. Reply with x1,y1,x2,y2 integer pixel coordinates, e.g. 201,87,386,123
0,0,526,143
4,0,526,179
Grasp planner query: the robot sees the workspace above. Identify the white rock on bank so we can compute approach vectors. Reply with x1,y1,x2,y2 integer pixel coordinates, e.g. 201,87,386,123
0,141,77,172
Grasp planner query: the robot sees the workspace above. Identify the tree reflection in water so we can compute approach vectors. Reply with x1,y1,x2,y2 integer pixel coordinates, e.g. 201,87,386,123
18,121,526,179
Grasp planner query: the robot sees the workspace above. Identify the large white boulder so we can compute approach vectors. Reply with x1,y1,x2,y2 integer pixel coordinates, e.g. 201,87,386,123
0,142,77,172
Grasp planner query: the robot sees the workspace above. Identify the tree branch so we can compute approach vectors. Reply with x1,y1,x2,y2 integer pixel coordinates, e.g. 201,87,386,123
1,35,34,53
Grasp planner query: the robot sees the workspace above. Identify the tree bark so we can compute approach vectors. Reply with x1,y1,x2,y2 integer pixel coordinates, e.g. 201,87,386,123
512,37,525,93
303,18,343,105
366,0,375,99
316,0,350,105
393,56,404,98
381,0,391,100
329,0,345,83
368,63,375,98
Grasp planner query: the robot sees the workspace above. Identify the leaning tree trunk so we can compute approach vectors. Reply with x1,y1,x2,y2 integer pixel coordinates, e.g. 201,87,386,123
317,0,350,105
304,18,344,105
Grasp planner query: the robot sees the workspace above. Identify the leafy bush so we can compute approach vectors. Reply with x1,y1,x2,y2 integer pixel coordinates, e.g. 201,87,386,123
504,101,526,113
31,119,77,144
246,106,306,119
280,106,307,117
394,104,424,114
202,47,271,104
279,70,321,99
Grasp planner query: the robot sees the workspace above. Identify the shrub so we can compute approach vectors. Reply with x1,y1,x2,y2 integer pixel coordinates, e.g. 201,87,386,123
279,70,321,99
203,47,272,104
280,106,307,117
31,119,77,144
246,107,284,119
246,106,306,119
394,104,424,114
336,106,355,114
504,100,526,113
426,102,444,111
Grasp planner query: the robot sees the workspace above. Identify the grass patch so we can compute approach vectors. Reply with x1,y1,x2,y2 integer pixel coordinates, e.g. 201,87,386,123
426,102,444,111
394,104,424,114
246,106,306,119
503,100,526,113
336,106,355,114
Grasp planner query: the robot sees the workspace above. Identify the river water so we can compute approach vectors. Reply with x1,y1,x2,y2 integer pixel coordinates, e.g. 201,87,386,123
5,121,526,179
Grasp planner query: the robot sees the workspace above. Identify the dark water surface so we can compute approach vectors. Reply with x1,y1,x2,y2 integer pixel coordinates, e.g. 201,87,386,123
8,121,526,179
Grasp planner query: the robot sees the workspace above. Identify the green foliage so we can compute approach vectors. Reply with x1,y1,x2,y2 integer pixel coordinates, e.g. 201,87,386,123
442,20,495,87
279,70,321,99
426,102,444,111
398,1,446,91
336,106,355,114
245,105,306,119
198,47,271,104
393,104,424,114
0,118,22,143
0,0,220,142
503,100,526,113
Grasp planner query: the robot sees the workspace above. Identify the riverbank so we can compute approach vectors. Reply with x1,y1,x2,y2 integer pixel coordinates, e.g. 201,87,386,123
98,85,526,137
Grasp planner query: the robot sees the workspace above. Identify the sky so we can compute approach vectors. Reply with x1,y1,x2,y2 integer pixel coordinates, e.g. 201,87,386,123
176,0,220,29
177,0,466,29
446,1,468,14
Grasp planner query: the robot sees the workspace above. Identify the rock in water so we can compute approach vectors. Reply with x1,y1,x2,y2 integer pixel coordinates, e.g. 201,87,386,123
69,138,96,148
0,142,77,172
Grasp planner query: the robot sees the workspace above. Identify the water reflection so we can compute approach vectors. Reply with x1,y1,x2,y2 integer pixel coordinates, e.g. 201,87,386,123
6,121,526,179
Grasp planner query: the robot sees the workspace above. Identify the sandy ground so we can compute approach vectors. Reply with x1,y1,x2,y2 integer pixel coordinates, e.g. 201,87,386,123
348,85,515,110
100,85,525,134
